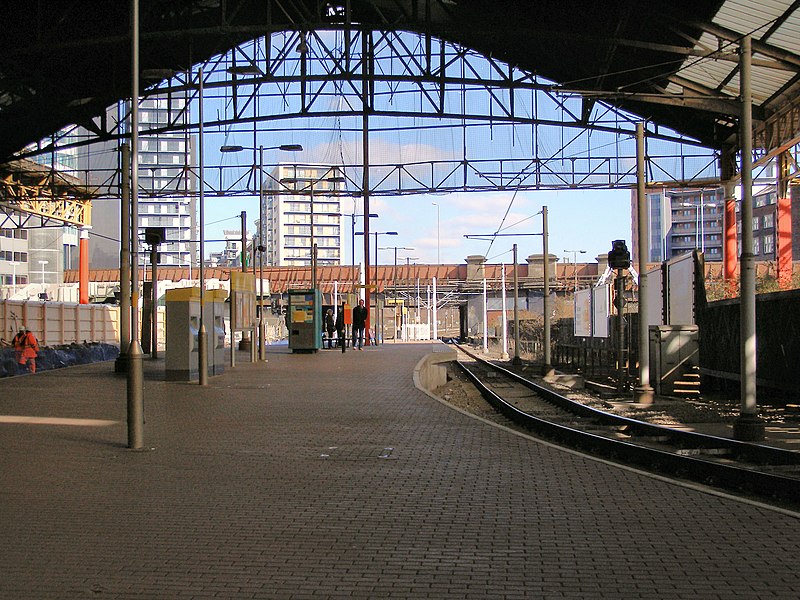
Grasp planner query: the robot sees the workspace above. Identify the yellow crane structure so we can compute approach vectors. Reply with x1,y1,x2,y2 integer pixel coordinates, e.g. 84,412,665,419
1,159,97,303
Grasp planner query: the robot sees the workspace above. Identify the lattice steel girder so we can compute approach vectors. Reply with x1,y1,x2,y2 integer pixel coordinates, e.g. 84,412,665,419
0,171,92,227
22,29,722,198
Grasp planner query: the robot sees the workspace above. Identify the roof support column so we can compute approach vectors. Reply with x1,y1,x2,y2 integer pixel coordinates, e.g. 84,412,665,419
362,29,372,345
634,122,653,404
721,146,738,292
734,35,764,442
777,151,794,289
115,144,131,372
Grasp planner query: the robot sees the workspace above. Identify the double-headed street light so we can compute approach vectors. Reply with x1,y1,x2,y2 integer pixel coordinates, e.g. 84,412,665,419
220,143,303,361
280,171,345,290
355,231,397,285
342,211,379,268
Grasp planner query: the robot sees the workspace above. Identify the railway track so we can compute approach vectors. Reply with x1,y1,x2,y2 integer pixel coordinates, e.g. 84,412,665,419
451,343,800,509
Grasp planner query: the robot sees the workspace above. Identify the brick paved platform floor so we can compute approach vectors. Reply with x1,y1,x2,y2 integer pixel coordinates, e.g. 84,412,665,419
1,342,799,599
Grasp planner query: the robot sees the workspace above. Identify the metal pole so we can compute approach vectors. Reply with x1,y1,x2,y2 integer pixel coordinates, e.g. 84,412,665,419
500,265,509,360
362,32,372,346
393,246,398,342
259,246,265,361
735,35,764,441
198,66,208,386
512,244,521,365
127,0,144,449
542,206,553,375
238,209,250,357
426,285,431,337
150,244,158,359
482,278,488,354
240,211,247,271
374,231,378,344
310,182,316,290
616,269,625,393
116,143,131,373
432,276,438,341
635,121,654,404
258,146,265,361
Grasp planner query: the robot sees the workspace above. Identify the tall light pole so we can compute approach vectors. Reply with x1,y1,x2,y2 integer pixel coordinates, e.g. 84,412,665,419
356,230,398,282
345,211,379,267
280,171,345,290
220,143,304,360
564,249,586,292
431,201,440,264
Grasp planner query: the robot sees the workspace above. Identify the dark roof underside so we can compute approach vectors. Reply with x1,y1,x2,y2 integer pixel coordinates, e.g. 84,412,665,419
3,0,798,163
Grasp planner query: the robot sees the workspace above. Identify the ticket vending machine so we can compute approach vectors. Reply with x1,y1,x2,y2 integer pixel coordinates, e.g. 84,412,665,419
165,287,227,380
288,288,322,353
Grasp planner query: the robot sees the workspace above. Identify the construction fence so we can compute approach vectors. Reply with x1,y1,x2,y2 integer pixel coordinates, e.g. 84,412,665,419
0,300,119,347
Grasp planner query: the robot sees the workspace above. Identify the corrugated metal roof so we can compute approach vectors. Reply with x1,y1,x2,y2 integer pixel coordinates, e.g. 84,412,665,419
678,0,800,110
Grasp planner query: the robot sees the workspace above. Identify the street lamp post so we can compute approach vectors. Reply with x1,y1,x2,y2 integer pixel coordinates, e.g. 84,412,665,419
220,143,303,360
564,249,587,291
345,210,379,268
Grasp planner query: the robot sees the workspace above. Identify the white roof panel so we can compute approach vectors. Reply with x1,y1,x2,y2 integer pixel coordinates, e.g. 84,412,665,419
676,0,800,107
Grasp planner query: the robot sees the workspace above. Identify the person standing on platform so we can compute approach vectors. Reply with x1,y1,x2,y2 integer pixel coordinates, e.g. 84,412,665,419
15,326,39,374
335,305,345,352
352,298,368,350
324,308,336,349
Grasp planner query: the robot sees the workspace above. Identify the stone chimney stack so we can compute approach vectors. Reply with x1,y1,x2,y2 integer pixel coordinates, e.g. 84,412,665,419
526,253,557,282
465,255,486,281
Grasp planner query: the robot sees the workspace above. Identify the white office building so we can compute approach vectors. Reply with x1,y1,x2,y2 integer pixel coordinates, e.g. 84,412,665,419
78,97,196,270
263,164,343,267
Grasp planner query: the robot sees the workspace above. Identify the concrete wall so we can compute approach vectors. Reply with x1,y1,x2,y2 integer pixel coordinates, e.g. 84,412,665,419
413,346,457,392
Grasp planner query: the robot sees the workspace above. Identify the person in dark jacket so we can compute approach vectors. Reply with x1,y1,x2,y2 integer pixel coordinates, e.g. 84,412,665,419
324,308,336,348
352,298,368,350
335,304,346,352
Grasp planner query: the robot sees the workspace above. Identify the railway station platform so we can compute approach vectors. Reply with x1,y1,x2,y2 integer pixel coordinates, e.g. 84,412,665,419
1,342,799,599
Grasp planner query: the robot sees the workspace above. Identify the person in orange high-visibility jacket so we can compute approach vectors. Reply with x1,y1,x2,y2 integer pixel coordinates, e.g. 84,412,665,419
12,327,25,368
16,326,39,373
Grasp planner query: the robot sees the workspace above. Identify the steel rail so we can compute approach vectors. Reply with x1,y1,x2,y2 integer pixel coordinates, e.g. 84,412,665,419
453,343,800,507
